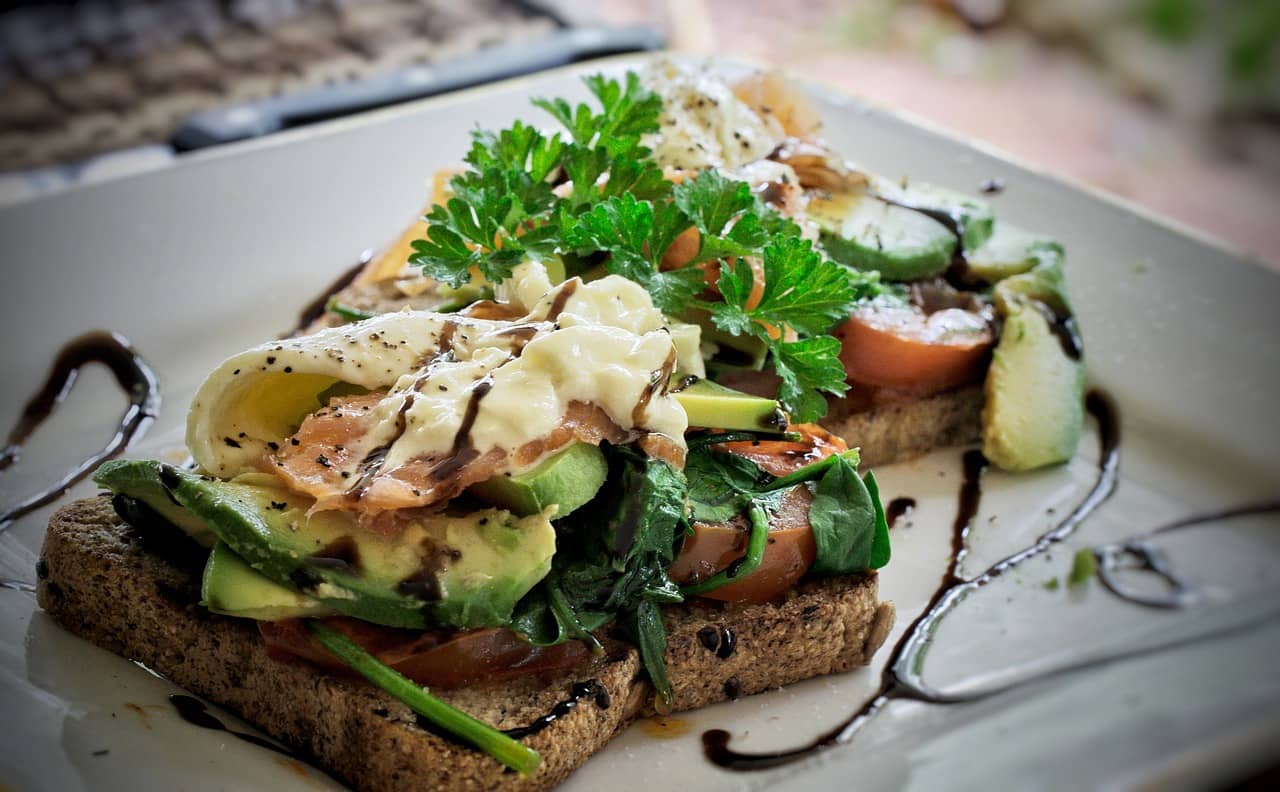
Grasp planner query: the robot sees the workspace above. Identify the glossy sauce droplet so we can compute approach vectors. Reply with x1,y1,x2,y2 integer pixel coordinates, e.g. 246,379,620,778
641,716,692,739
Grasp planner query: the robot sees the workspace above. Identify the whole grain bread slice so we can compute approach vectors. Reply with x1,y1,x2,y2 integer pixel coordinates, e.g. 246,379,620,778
37,496,893,791
822,384,983,469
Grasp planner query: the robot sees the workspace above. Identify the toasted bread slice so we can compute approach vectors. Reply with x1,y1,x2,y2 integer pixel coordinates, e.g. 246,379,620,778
37,496,893,791
823,384,983,468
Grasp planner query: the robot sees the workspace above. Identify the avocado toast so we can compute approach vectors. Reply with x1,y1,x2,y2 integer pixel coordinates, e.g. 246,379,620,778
35,61,1084,791
40,250,896,787
326,61,1084,471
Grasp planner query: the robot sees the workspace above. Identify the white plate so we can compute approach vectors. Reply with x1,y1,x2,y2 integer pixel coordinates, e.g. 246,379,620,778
2,55,1279,791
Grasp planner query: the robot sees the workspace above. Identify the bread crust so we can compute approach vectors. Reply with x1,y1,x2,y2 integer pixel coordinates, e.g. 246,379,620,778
822,384,983,468
37,496,892,791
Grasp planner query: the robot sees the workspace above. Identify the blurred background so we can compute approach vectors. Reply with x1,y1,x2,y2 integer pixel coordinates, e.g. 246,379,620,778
1,0,1277,264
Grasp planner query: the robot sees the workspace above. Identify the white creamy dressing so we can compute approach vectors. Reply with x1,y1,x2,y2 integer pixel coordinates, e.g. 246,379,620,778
643,60,782,172
188,268,688,483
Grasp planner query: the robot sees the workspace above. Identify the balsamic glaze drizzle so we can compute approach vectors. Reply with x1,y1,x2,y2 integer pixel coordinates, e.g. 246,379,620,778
169,694,296,757
501,679,610,740
886,497,917,529
703,389,1120,770
1095,500,1280,609
695,625,738,659
0,331,159,533
294,257,368,333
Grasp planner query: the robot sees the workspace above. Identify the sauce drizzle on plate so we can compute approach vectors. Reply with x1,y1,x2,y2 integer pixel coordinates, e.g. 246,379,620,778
0,331,159,534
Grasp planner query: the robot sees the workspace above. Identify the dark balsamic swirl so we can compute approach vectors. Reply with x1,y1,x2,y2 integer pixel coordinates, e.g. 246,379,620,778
703,389,1121,770
885,497,916,528
705,389,1279,771
501,679,610,740
293,256,369,334
169,695,296,757
1095,500,1280,609
0,331,159,533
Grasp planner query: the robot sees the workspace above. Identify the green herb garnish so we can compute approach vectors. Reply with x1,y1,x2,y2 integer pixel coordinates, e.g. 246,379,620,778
1068,548,1098,587
513,448,687,706
325,299,375,322
408,71,879,422
306,620,541,775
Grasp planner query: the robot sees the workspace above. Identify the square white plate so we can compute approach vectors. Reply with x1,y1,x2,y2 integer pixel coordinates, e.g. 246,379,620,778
2,54,1279,791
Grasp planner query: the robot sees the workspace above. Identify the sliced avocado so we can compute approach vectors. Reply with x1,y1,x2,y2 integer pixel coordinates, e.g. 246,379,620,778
965,223,1064,284
94,460,216,547
674,378,787,432
995,265,1073,320
869,177,995,251
981,300,1085,471
202,540,334,620
95,461,556,629
809,192,957,281
469,443,607,518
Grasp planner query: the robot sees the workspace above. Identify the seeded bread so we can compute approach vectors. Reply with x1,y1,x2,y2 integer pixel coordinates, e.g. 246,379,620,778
37,496,893,792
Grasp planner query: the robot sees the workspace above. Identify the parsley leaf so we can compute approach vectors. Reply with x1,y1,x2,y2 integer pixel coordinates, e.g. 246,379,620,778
710,237,860,422
673,170,766,262
535,72,662,153
561,194,704,313
464,121,563,182
712,236,859,339
772,335,850,423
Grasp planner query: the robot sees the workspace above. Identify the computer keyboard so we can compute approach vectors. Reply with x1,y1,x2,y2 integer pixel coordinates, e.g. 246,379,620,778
0,0,568,171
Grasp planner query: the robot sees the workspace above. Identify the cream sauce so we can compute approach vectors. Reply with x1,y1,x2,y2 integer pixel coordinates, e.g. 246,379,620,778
188,270,687,486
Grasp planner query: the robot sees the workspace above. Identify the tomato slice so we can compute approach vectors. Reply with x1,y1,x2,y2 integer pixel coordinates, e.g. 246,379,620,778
669,486,817,603
834,301,993,394
260,618,590,689
668,424,843,603
713,422,847,477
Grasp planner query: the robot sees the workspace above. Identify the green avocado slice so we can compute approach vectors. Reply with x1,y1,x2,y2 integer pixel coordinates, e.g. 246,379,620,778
94,460,556,630
810,192,957,281
673,378,787,431
869,178,996,252
964,223,1064,284
202,540,334,621
981,300,1085,471
469,443,608,518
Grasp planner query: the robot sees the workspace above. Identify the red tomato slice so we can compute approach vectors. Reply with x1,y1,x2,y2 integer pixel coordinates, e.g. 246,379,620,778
668,486,817,604
834,302,993,394
260,618,590,689
668,424,844,603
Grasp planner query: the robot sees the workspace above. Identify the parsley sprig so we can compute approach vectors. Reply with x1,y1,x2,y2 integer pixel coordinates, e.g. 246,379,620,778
409,71,879,422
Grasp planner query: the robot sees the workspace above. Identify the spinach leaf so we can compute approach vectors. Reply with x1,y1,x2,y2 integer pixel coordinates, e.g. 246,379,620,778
680,503,770,597
510,446,686,704
684,447,764,523
864,470,891,570
627,600,672,707
808,454,878,575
